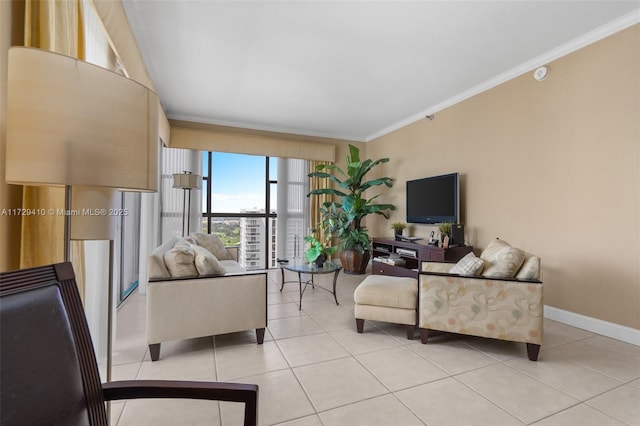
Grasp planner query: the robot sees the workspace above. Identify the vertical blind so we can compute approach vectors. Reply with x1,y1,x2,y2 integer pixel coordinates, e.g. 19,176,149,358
276,158,309,261
161,146,202,242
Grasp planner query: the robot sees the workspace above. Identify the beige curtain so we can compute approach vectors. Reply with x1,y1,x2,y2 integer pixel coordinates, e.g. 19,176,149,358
309,160,333,246
20,0,85,294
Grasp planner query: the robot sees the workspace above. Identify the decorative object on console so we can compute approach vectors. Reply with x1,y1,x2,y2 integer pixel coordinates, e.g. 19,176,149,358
173,171,202,236
308,144,395,274
438,222,452,242
391,222,407,240
450,223,465,246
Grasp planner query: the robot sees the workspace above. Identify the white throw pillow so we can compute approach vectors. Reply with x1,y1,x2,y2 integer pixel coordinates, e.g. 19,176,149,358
164,242,198,277
191,232,233,260
192,244,227,276
449,252,484,276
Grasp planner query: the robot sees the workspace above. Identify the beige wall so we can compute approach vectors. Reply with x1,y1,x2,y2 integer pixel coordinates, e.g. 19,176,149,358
366,25,639,330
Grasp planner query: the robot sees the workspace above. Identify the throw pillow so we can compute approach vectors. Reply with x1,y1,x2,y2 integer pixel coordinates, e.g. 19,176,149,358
191,232,233,261
164,242,198,277
515,254,541,280
449,252,484,276
479,238,511,262
481,239,525,278
192,244,227,276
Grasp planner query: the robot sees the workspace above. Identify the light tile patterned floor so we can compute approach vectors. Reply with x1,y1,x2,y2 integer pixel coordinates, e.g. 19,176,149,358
110,268,640,426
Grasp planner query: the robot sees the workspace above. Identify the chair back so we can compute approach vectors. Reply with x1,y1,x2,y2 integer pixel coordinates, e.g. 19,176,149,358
1,263,107,425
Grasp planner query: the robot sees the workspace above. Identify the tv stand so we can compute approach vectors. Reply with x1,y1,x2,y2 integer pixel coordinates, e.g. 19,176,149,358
372,237,472,278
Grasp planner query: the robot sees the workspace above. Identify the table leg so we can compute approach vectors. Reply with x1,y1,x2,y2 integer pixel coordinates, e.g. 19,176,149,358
280,267,285,292
332,269,340,306
297,271,303,310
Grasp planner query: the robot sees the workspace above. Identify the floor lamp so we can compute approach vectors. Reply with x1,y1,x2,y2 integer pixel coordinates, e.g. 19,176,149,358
173,171,201,236
5,47,159,386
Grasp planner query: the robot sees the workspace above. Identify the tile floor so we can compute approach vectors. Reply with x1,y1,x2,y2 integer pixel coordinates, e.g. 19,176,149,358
108,268,640,426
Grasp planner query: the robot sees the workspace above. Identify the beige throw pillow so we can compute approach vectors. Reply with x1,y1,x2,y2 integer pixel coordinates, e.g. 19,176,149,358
515,254,541,280
192,244,227,276
191,232,233,261
480,239,525,278
449,252,484,276
164,242,198,277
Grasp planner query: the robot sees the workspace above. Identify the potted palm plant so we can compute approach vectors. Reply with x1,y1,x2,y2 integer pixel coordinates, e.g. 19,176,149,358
308,144,395,274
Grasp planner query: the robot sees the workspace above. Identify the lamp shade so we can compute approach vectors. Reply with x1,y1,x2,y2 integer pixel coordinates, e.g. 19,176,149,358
5,47,159,191
70,187,119,240
173,173,201,190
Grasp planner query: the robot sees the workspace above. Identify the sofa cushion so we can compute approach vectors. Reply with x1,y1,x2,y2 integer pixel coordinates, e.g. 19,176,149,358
480,239,525,278
449,252,484,276
515,254,541,280
354,275,418,310
148,237,178,279
164,242,198,277
219,260,246,274
192,244,227,276
191,233,233,261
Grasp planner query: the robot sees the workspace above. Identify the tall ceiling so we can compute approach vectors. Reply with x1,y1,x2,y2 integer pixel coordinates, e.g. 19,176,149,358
122,1,640,142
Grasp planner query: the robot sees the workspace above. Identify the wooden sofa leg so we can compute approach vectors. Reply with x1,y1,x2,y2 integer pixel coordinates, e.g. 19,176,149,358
406,324,415,340
149,343,161,361
356,318,364,333
256,328,265,344
420,328,429,344
526,343,541,361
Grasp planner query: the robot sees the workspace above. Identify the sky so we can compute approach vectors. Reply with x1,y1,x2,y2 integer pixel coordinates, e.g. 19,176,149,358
202,152,277,213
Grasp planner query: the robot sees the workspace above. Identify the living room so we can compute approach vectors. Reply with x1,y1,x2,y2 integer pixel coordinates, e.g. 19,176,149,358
1,1,639,425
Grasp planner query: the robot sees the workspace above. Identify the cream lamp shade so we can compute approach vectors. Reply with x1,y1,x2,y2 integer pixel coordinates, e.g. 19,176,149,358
70,187,119,240
5,47,159,192
173,172,201,190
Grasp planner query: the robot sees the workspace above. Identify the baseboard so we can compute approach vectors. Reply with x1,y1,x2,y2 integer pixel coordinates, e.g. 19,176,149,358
544,305,640,347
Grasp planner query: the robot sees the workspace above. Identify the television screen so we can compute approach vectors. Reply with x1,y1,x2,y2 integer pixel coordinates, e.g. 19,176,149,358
406,173,459,224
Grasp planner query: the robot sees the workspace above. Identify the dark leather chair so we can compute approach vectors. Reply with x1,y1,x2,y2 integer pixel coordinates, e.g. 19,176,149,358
0,262,258,426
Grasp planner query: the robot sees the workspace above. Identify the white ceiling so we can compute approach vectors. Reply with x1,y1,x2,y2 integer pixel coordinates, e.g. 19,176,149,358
122,1,640,142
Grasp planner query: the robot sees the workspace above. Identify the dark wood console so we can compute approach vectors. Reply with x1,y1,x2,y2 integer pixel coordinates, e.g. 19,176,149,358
371,237,473,278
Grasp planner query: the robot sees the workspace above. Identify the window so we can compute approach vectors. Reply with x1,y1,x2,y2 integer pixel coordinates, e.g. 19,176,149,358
202,152,309,269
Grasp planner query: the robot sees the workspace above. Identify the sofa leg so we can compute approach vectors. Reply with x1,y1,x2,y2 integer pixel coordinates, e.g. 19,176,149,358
256,328,265,344
406,324,415,340
420,328,429,344
356,318,364,333
526,343,541,361
149,343,161,361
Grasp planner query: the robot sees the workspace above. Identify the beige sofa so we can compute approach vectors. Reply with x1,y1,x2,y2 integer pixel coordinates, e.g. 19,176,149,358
419,239,543,361
147,234,267,361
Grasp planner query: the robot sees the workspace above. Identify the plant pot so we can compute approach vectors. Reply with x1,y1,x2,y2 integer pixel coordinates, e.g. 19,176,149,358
314,253,328,268
340,249,370,274
395,232,403,241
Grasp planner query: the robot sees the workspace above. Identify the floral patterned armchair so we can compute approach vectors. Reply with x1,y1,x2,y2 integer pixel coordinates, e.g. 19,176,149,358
418,239,543,361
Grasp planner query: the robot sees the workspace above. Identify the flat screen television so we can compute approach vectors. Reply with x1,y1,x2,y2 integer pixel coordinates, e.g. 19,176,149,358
406,172,459,224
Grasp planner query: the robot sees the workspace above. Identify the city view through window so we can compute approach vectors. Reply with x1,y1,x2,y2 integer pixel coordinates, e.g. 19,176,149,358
201,152,281,269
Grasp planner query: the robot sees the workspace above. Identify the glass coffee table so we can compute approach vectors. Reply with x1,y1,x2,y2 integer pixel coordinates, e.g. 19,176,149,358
282,261,342,310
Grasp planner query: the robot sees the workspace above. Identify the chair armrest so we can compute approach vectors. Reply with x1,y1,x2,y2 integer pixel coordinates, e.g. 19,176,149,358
103,380,257,425
420,271,542,285
226,246,240,261
420,261,454,273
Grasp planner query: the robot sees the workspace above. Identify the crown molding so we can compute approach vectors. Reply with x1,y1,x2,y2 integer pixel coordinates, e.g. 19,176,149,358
366,10,640,142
